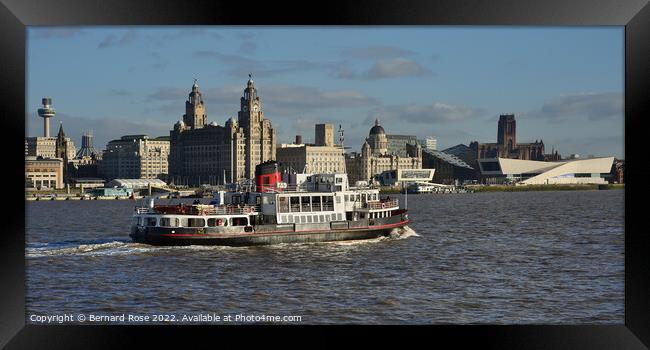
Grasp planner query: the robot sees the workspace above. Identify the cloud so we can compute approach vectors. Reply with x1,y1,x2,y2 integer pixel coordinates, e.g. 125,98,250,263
240,41,257,53
364,58,432,79
335,58,433,80
535,92,623,121
367,102,487,125
30,28,86,39
192,50,331,77
341,46,415,59
98,30,138,48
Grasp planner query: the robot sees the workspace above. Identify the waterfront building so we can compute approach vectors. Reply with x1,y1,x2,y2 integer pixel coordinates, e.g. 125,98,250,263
315,124,334,147
441,144,476,169
469,114,560,162
422,149,477,185
98,135,170,181
477,157,615,185
25,123,76,160
387,134,418,156
417,136,438,151
610,159,624,184
169,78,276,185
276,124,346,174
345,119,422,184
25,156,64,190
378,168,435,187
69,131,102,179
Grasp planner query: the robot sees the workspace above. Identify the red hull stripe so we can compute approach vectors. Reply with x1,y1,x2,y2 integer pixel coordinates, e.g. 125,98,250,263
158,220,410,238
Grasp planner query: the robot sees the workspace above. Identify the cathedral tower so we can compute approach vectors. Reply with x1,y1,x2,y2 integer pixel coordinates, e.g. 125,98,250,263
497,114,516,153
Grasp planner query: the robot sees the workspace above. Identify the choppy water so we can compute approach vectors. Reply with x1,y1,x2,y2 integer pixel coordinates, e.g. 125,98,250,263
25,190,624,324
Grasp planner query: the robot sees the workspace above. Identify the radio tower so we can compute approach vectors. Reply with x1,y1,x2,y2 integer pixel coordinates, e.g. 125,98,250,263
37,97,56,137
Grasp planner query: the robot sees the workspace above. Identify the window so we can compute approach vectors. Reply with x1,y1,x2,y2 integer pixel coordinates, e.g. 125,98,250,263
160,217,171,227
290,196,300,212
187,218,205,227
320,215,325,222
311,196,321,211
301,196,311,212
231,217,248,226
331,213,336,221
208,218,226,227
145,217,157,227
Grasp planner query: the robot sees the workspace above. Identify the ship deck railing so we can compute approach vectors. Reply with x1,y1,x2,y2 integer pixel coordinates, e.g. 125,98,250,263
361,199,399,210
135,204,259,216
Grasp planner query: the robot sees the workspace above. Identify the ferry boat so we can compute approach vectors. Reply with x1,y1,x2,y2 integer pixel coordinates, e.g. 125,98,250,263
130,161,410,246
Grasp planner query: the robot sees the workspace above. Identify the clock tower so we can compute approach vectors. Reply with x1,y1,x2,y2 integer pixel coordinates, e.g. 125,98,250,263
237,75,276,179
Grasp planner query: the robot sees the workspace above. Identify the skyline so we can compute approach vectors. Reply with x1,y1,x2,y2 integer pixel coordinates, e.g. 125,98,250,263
27,27,624,158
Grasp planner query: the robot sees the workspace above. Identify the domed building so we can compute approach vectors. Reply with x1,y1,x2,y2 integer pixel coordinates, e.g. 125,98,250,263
345,119,422,184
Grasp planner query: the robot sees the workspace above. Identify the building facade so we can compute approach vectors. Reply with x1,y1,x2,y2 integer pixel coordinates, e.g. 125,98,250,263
25,156,64,189
277,124,346,174
477,157,615,185
98,135,170,181
422,149,477,185
417,136,438,151
25,126,76,160
469,114,560,162
346,120,422,184
386,134,418,156
169,78,276,185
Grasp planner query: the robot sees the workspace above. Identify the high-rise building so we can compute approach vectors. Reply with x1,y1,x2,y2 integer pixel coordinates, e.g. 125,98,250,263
417,136,437,151
387,134,418,156
26,123,76,160
276,124,345,174
169,77,276,185
315,124,334,147
98,135,170,181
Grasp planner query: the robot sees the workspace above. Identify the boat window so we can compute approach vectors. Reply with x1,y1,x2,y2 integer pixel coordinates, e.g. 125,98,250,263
320,215,325,222
133,217,140,225
287,215,293,223
335,196,341,203
290,196,300,212
256,195,261,205
207,218,226,227
187,218,205,227
279,196,289,213
337,213,342,221
160,217,171,227
311,196,321,211
301,196,311,212
231,217,248,226
146,217,157,227
322,196,334,211
307,216,312,223
331,213,336,221
232,195,241,204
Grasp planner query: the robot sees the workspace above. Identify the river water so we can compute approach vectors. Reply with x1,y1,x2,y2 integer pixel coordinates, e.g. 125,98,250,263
25,190,624,324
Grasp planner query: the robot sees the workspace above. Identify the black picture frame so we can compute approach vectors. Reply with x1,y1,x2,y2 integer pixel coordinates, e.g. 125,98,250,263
2,0,648,348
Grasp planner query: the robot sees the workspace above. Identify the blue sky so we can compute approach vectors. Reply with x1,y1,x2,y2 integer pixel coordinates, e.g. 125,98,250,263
27,27,624,158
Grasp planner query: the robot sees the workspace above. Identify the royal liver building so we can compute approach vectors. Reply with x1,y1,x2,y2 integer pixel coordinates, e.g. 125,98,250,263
168,77,276,185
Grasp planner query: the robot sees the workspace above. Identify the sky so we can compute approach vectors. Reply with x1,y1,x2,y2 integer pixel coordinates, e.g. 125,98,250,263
27,27,624,158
